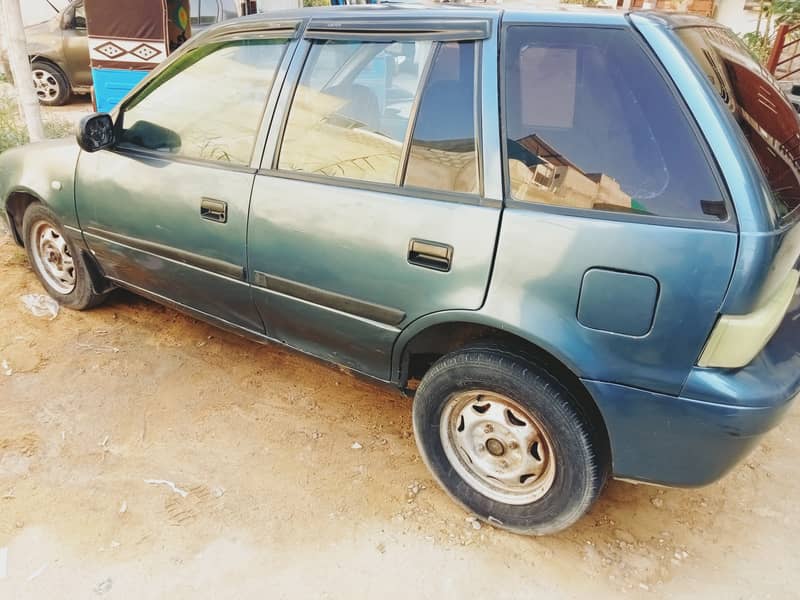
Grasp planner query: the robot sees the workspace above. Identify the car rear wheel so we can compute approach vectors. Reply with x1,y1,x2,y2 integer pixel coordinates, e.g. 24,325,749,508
31,61,70,106
23,203,108,310
412,345,609,535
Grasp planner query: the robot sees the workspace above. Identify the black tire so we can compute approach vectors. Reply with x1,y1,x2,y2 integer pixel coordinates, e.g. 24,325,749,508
22,203,108,310
412,345,609,535
31,61,70,106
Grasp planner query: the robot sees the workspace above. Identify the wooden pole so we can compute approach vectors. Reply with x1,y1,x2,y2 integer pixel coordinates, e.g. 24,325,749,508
0,6,12,83
1,0,45,142
756,0,764,36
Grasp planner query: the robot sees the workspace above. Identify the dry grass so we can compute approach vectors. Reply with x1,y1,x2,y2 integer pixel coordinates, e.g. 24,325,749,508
0,90,74,154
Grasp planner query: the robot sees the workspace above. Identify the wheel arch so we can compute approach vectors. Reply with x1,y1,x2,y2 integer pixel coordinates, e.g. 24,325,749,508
6,194,112,295
29,55,70,80
4,188,46,246
393,313,611,457
393,312,585,384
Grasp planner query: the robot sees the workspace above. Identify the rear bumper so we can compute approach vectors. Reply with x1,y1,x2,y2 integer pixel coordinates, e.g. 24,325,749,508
582,295,800,487
583,380,795,487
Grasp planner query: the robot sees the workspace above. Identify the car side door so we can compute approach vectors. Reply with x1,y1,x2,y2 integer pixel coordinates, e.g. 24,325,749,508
247,16,503,380
75,24,300,332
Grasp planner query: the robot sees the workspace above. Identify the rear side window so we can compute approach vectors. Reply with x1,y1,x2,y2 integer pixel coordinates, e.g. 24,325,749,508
278,40,434,185
677,27,800,222
404,41,479,194
277,39,480,195
503,26,726,221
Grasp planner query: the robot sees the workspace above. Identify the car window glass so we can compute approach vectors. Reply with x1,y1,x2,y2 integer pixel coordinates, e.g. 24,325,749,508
504,26,726,221
189,0,200,26
119,39,288,165
278,39,433,184
404,41,479,195
200,0,217,25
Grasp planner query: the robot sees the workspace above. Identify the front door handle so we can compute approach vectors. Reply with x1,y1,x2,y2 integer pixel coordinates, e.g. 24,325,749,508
408,239,453,272
200,197,227,223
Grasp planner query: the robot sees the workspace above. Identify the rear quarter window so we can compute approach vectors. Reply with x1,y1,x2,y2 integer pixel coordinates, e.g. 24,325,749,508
503,26,726,222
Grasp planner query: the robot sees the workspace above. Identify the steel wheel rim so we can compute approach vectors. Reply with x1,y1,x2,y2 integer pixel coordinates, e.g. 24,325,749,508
440,390,556,505
29,220,76,295
32,69,60,101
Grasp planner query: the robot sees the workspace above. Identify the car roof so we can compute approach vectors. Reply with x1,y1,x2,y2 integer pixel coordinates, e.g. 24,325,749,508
237,3,630,26
213,4,714,33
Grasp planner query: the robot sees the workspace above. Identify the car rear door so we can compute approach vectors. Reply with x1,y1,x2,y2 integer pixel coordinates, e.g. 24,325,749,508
247,14,503,380
75,23,300,332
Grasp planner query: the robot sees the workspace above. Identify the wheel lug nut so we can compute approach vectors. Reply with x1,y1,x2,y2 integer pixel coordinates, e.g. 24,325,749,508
484,424,493,434
509,441,518,450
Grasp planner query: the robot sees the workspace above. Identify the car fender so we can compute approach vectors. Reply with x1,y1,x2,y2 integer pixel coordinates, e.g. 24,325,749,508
25,18,70,74
0,139,81,242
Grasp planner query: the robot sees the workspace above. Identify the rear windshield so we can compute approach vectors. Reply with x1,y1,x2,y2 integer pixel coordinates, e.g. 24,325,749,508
677,26,800,222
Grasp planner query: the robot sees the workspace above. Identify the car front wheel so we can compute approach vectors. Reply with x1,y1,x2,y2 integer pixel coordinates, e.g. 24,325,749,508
412,345,610,535
31,61,70,106
23,203,108,310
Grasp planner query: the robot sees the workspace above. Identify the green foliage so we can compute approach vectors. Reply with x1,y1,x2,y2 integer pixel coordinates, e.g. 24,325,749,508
741,0,800,66
44,115,75,141
0,95,29,153
741,30,773,63
303,0,330,6
773,0,800,24
0,93,74,154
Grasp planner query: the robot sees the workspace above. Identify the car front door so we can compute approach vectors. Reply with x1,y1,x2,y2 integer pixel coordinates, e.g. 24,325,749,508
247,17,503,379
75,27,298,332
62,0,91,87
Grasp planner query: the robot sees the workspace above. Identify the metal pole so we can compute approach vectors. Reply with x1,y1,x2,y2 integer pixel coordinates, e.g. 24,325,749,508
2,0,45,142
767,23,789,74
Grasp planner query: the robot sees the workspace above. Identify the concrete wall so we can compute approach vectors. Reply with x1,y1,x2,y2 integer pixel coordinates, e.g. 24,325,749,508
715,0,760,34
256,0,301,11
20,0,64,27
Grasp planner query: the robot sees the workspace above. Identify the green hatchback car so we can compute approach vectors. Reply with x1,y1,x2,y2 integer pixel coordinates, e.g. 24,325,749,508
2,6,800,535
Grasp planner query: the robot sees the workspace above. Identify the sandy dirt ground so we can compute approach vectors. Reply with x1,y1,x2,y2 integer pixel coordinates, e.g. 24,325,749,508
0,223,799,600
0,99,799,599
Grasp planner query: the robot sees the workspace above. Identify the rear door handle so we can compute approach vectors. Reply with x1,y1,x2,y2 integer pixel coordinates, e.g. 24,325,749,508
408,239,453,272
200,197,227,223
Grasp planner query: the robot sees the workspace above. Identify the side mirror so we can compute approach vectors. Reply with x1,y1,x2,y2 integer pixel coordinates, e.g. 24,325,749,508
77,113,115,153
61,7,75,30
